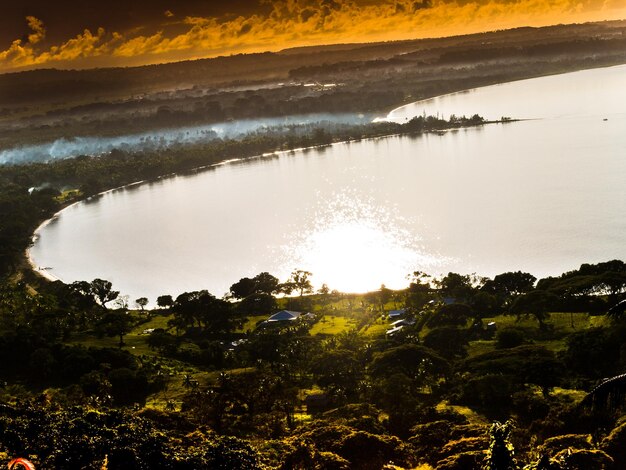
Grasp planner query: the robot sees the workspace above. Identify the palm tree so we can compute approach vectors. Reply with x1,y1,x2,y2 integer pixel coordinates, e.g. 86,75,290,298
580,372,626,411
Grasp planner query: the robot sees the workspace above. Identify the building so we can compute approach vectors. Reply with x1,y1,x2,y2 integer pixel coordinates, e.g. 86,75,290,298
266,310,302,322
388,308,407,319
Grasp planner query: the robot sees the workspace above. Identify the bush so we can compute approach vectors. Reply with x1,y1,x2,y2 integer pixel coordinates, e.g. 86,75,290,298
540,434,594,456
601,421,626,467
435,450,485,469
496,328,526,349
429,304,473,327
553,449,613,469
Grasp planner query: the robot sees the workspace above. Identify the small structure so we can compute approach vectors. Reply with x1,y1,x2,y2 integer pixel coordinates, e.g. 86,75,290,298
388,309,407,319
390,318,415,327
608,299,626,317
228,339,248,351
267,310,302,322
386,325,404,336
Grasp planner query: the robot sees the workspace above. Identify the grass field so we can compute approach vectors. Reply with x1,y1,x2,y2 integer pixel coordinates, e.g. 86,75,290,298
67,311,172,355
310,315,357,335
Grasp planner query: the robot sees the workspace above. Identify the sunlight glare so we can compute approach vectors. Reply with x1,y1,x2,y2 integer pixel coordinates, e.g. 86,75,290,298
285,194,444,293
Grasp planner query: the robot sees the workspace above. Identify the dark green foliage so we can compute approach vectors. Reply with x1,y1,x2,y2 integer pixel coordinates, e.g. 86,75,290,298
483,420,517,470
437,451,486,469
496,328,526,349
279,441,350,469
537,260,626,298
437,273,478,303
461,346,563,395
601,421,626,467
311,349,362,394
429,303,473,327
483,272,536,299
0,403,263,469
409,420,488,466
562,327,626,379
89,278,120,309
171,290,238,334
98,310,134,347
230,272,280,315
369,344,450,380
551,449,614,469
147,328,179,354
423,326,469,358
294,422,415,470
539,434,594,456
156,295,173,308
230,272,280,299
108,368,150,406
456,374,519,416
510,291,558,327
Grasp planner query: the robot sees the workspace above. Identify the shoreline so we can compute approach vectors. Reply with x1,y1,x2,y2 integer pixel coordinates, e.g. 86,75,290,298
381,62,626,118
22,61,617,288
24,120,508,287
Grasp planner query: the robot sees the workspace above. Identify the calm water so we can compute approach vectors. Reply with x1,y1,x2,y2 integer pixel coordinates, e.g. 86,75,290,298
30,65,626,301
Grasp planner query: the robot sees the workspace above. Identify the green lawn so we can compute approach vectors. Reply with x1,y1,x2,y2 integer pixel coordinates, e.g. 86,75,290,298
481,311,606,333
466,340,497,358
67,312,173,356
310,315,356,335
361,322,389,338
239,315,268,333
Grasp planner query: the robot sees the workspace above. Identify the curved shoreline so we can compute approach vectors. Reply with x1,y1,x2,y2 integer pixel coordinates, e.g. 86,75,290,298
27,62,614,286
25,120,504,285
383,62,626,119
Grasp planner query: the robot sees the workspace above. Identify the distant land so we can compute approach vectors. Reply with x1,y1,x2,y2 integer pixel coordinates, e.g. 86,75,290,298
1,20,625,157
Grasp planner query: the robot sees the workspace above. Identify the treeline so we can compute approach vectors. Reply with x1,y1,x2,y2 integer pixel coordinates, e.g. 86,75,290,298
0,114,485,276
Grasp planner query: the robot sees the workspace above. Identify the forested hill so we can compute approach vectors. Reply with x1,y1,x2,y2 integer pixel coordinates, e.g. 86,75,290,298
1,20,625,108
1,260,626,468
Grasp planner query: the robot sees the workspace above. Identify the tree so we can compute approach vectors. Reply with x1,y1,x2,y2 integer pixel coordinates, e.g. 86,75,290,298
510,290,558,327
230,272,280,315
135,297,148,311
283,269,313,297
172,291,205,329
196,292,237,334
378,284,392,313
369,344,450,384
429,303,473,327
230,272,280,299
156,295,174,309
581,372,626,412
406,271,433,309
485,271,536,297
171,290,237,333
437,272,479,303
423,327,469,358
90,278,119,309
99,311,133,347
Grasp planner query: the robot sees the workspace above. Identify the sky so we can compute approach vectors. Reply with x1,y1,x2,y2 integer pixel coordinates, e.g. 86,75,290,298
1,0,625,73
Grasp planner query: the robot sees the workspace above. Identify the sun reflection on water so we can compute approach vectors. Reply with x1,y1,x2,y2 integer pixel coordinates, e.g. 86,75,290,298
283,192,446,293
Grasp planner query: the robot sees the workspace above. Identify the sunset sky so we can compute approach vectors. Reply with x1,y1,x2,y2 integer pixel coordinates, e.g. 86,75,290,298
1,0,625,73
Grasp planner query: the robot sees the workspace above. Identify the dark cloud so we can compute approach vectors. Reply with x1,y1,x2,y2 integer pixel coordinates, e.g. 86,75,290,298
0,0,267,48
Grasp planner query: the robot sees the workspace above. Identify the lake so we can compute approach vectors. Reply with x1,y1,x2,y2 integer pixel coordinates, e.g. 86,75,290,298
30,64,626,301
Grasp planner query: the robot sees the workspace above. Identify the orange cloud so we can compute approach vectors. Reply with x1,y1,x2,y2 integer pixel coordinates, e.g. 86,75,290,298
1,0,625,72
26,16,46,45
